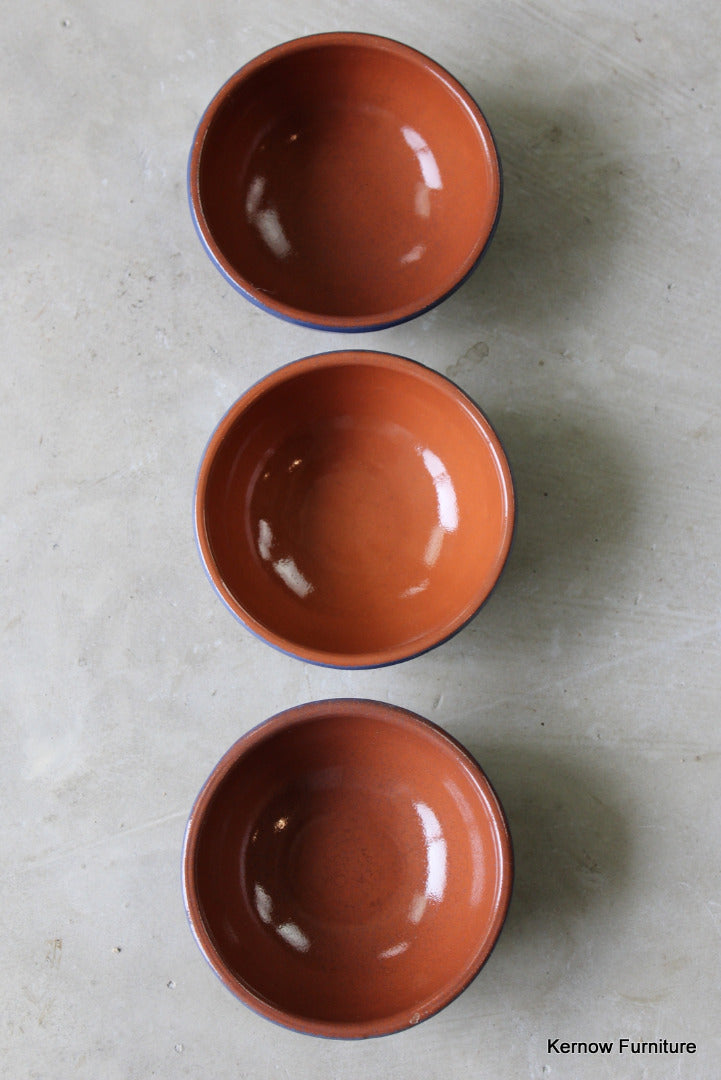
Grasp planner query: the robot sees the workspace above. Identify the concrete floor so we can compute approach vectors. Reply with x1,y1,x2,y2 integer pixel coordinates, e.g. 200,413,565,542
2,0,720,1076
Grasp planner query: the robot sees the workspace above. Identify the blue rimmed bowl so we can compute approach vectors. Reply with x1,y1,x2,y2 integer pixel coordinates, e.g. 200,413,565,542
195,350,515,667
188,32,501,330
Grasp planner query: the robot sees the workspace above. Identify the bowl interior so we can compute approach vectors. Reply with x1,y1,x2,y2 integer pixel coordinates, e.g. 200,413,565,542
184,703,512,1035
198,354,514,665
193,35,500,325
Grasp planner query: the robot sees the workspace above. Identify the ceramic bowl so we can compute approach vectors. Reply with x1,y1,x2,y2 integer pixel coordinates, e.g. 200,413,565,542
195,350,515,667
188,32,501,330
183,699,513,1038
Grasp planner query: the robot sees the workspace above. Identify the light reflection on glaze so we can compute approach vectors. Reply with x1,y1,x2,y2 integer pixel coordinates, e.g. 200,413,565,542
254,882,273,924
257,518,314,599
408,891,428,925
416,801,448,901
273,557,314,598
443,778,486,906
401,126,443,191
421,449,459,533
400,580,430,599
415,182,431,218
423,523,445,568
257,518,273,561
400,242,426,265
408,801,448,923
400,127,441,266
416,448,460,576
378,941,409,960
276,921,311,952
245,174,293,260
252,882,311,953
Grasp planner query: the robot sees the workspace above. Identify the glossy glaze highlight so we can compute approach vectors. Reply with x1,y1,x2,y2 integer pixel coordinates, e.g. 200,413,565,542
182,699,513,1037
188,33,502,330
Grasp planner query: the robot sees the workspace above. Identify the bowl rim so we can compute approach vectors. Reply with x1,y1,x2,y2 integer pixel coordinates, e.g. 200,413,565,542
182,697,514,1039
194,349,516,668
187,30,503,331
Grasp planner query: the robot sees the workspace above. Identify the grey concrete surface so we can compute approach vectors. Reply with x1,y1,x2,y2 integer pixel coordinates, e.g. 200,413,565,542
2,1,720,1076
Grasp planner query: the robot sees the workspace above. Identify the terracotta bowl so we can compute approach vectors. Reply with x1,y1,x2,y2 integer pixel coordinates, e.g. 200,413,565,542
183,699,513,1038
188,32,501,330
195,351,515,667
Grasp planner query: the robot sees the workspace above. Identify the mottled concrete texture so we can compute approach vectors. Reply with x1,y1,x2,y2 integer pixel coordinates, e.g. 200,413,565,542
2,1,720,1077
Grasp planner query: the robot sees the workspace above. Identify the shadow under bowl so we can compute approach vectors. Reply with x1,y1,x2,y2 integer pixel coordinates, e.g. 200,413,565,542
182,699,513,1038
195,351,515,667
188,32,501,330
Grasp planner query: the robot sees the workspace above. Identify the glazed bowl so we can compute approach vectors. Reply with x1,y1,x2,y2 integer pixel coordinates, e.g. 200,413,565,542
188,32,501,330
195,350,515,667
183,699,513,1038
